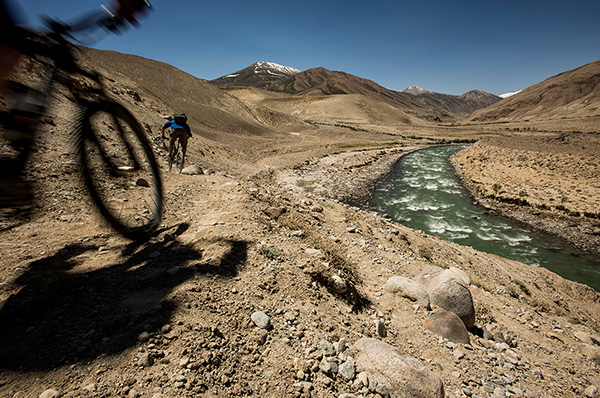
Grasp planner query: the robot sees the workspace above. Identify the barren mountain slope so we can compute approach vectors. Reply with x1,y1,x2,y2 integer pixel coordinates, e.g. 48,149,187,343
266,67,501,122
222,87,421,127
469,59,600,122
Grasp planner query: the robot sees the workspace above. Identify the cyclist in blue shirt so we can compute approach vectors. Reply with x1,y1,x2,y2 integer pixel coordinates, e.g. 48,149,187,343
161,113,192,162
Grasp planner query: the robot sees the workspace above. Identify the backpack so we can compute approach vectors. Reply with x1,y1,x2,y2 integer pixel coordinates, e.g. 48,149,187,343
174,113,187,125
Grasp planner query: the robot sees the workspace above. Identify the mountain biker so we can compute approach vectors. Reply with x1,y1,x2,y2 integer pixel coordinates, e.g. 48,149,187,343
0,0,152,207
161,114,192,163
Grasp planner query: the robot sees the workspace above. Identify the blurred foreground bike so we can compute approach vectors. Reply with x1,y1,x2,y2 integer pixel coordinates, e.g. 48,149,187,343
0,17,162,240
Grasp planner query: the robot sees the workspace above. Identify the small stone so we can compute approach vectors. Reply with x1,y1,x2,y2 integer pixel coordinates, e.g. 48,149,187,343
339,358,356,381
39,389,60,398
284,311,297,322
319,340,336,356
319,357,338,375
251,311,271,329
137,331,150,342
585,385,599,398
357,371,369,387
294,358,310,373
374,318,387,337
335,338,347,354
330,275,348,294
161,324,172,334
181,165,203,175
138,353,153,367
305,248,324,258
291,230,305,237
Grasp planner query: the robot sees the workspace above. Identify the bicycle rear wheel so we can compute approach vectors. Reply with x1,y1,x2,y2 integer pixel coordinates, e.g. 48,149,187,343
174,139,185,173
77,100,163,240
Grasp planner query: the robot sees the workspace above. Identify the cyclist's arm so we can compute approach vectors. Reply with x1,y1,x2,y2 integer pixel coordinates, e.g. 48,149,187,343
185,125,192,137
161,120,173,137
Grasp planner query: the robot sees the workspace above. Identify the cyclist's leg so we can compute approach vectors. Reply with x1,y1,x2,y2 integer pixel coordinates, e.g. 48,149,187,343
181,134,188,157
168,131,177,156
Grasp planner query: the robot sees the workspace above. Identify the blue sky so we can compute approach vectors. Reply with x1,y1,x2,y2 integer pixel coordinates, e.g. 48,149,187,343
9,0,600,96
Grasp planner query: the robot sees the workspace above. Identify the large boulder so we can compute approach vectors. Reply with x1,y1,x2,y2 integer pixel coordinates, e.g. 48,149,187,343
353,338,444,398
382,276,430,309
424,311,470,344
415,266,475,328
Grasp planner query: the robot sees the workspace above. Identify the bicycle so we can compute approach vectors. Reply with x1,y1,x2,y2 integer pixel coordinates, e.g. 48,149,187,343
167,134,185,174
0,20,163,240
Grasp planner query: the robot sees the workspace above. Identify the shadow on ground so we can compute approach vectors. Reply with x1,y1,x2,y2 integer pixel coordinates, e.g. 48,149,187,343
0,223,249,371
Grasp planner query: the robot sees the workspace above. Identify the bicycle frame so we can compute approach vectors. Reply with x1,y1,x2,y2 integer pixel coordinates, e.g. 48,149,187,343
3,25,140,178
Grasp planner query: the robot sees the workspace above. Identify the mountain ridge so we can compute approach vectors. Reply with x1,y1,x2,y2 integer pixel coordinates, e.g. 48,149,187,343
469,59,600,122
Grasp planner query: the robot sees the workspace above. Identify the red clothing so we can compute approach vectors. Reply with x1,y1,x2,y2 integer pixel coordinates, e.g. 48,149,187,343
113,0,149,23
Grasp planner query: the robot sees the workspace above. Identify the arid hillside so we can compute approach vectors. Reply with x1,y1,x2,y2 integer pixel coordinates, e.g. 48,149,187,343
80,49,411,176
468,59,600,123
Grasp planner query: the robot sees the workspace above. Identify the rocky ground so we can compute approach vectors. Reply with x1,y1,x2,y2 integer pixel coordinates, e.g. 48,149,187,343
450,133,600,255
2,120,600,398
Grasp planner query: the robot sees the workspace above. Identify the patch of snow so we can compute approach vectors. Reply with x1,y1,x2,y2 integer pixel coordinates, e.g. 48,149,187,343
499,90,521,98
254,61,301,76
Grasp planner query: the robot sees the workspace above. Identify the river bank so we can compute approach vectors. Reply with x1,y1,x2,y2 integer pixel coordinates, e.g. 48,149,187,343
274,144,428,207
449,134,600,256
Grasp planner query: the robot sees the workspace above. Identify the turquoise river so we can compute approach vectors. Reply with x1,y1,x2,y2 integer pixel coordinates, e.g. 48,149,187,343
370,145,600,291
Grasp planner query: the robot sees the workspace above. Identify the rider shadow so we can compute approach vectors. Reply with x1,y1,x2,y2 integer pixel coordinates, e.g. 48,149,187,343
0,223,249,371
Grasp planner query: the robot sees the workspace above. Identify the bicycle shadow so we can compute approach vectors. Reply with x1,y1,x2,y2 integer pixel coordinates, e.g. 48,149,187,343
0,223,249,371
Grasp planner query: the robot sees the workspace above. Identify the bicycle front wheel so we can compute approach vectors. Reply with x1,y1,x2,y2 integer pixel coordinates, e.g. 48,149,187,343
77,100,163,240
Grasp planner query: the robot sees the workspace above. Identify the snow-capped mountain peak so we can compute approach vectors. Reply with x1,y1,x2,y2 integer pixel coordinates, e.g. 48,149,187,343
253,61,301,76
402,86,433,95
211,61,301,88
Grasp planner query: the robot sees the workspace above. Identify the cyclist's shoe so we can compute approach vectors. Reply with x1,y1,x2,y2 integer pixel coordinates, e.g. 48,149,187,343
0,178,33,208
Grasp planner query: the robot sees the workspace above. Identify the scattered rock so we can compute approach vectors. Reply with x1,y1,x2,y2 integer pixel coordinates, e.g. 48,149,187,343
137,331,150,342
354,338,445,398
39,389,61,398
329,274,348,294
424,311,470,344
415,266,475,328
339,357,356,381
585,385,599,398
138,353,153,367
374,318,387,337
581,344,600,361
251,311,271,330
181,164,204,175
264,206,286,219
